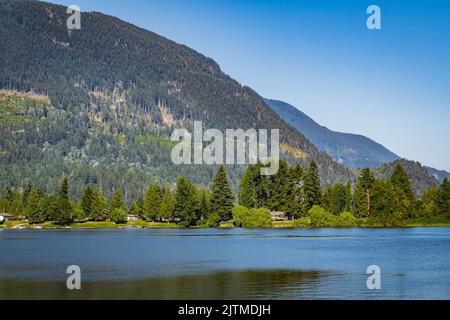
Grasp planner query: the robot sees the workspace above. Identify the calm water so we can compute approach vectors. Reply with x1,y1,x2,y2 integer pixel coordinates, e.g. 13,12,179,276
0,228,449,299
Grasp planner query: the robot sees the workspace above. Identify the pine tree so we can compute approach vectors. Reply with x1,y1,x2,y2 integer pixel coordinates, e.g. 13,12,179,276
210,165,234,220
359,168,375,216
159,187,175,221
60,177,69,202
173,176,198,226
344,182,352,212
26,188,43,224
54,177,72,225
144,184,162,221
330,183,346,215
90,187,108,221
288,164,305,218
390,164,415,216
321,184,333,212
438,178,450,215
197,188,210,220
80,186,93,219
111,189,126,210
238,165,256,208
268,160,291,212
304,161,321,211
253,162,270,208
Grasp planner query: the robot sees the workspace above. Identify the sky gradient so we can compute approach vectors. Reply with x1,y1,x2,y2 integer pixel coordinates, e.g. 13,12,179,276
54,0,450,171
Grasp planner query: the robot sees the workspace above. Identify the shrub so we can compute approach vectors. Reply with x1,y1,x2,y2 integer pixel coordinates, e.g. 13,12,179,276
294,217,311,228
308,205,337,228
232,206,273,228
336,212,358,228
232,205,250,227
110,208,127,224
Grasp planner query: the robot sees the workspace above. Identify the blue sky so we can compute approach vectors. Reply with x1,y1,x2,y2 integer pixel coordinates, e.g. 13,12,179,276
54,0,450,171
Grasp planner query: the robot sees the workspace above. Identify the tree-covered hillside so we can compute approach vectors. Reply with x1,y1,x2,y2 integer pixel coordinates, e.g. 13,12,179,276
0,0,353,202
374,159,439,197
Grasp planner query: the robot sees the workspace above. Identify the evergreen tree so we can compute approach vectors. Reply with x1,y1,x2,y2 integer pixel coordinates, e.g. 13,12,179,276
371,180,402,226
159,187,175,221
26,188,43,224
210,165,234,220
321,184,333,212
144,184,162,221
344,182,352,212
238,165,256,208
60,177,69,202
288,164,305,218
90,187,108,221
359,168,375,216
197,188,210,220
253,162,270,208
390,164,415,216
267,160,291,212
80,186,93,219
438,178,450,215
54,177,72,225
304,161,321,211
111,189,126,210
174,176,199,226
330,183,346,215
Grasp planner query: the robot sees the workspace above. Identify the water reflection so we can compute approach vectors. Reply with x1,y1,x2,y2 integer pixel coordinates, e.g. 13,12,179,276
0,269,327,300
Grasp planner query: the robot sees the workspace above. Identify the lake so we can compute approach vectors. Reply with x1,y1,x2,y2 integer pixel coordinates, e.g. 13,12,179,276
0,227,449,299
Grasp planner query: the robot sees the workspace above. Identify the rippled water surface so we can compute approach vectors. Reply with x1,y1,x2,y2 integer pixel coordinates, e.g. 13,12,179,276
0,228,449,299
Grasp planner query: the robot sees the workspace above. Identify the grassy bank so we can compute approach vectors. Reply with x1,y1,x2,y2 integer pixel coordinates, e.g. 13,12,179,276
2,220,450,229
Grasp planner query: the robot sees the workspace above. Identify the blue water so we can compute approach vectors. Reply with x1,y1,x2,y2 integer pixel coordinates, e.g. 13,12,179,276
0,228,449,299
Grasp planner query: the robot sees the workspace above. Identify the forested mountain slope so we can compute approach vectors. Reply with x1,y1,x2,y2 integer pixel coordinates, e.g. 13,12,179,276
0,0,353,202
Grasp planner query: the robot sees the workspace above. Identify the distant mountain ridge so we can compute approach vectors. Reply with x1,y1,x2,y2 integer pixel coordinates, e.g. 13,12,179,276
265,98,400,168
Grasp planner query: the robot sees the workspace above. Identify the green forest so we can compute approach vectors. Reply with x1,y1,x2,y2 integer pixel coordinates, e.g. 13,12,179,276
1,162,449,228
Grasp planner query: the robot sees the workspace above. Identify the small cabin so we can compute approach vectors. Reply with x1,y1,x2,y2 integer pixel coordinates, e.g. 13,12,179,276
271,211,287,222
127,214,139,222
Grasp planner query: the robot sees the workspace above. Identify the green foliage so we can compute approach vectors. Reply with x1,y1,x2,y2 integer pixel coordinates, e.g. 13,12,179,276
304,161,321,211
232,205,272,228
53,177,73,225
336,212,358,228
438,178,450,215
238,165,256,208
174,177,199,226
210,165,234,220
0,1,355,207
293,217,311,228
144,184,162,221
390,164,415,217
159,187,175,221
111,189,126,210
308,205,337,228
110,208,128,224
80,186,93,220
25,188,43,224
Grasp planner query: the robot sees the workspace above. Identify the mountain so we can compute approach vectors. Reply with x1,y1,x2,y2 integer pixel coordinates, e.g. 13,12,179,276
375,159,439,197
265,99,400,168
0,0,353,201
426,167,450,184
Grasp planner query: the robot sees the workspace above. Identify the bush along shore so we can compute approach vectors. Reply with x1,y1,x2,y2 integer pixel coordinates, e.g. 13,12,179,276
0,161,449,229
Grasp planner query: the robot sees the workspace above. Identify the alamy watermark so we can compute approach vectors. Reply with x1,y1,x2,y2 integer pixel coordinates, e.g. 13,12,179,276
170,121,280,175
66,265,81,290
366,265,381,290
66,5,81,30
367,5,382,30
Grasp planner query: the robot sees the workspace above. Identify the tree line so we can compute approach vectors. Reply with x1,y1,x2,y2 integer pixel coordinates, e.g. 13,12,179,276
1,161,449,227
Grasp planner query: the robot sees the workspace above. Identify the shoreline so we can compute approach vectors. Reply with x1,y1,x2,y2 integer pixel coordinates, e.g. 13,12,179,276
2,220,450,230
